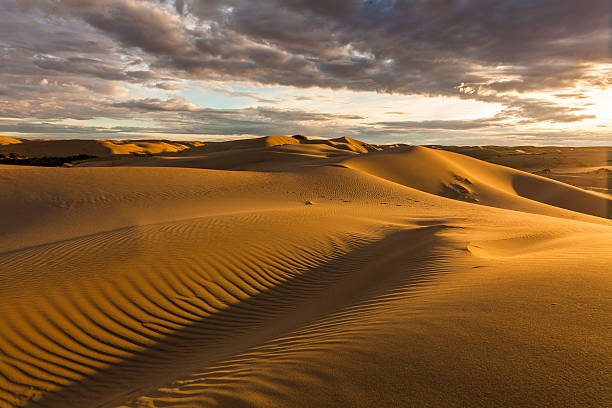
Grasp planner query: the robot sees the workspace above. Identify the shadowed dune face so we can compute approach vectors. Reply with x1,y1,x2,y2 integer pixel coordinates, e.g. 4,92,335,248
0,137,611,407
511,172,611,219
341,146,612,219
432,145,612,196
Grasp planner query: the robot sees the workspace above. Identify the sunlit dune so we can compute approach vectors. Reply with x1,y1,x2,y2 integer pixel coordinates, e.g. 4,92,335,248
0,137,610,408
0,139,200,158
0,137,23,146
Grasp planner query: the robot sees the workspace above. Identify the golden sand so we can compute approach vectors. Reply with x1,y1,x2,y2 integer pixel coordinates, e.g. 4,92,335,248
0,137,610,407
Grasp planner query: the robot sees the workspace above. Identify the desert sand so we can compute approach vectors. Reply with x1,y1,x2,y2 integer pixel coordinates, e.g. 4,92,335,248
0,136,610,408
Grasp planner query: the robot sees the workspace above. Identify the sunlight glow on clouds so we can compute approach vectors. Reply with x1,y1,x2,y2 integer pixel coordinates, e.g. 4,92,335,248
0,0,610,145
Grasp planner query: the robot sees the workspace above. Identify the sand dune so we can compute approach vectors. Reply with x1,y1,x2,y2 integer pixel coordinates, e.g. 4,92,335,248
76,136,363,171
342,146,611,219
0,139,198,158
85,141,611,220
433,145,612,195
0,137,23,146
0,137,610,407
174,135,379,155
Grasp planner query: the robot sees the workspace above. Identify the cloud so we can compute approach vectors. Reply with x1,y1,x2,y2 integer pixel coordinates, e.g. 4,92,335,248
489,96,597,123
375,118,500,130
553,93,589,99
111,97,203,112
1,0,610,144
20,0,610,98
32,54,155,82
207,85,279,103
110,97,365,121
252,107,365,121
178,0,610,95
151,82,183,90
18,0,190,56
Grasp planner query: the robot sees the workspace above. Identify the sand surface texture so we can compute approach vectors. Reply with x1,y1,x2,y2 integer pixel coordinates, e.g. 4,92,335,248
0,137,610,407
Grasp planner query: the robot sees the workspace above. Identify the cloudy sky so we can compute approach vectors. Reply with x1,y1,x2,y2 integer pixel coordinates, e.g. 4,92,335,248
1,0,610,145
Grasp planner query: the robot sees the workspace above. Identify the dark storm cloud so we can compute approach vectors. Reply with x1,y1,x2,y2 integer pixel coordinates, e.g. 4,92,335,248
17,0,190,56
177,0,610,94
0,1,160,120
18,0,609,97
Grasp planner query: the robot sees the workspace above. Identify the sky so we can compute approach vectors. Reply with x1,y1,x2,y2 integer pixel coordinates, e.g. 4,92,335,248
0,0,611,145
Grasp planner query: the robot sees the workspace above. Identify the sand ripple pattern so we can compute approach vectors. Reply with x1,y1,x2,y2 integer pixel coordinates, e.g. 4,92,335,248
0,210,445,407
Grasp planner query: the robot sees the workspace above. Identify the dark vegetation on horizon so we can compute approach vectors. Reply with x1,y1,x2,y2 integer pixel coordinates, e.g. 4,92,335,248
0,153,97,167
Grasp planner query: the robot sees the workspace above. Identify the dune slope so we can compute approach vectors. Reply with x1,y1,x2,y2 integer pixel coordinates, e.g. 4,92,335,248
342,146,611,219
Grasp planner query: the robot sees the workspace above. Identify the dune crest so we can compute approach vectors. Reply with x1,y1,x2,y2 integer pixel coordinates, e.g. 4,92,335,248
342,145,611,219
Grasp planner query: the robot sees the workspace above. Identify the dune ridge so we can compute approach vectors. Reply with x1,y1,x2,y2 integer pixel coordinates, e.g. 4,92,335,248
0,137,610,407
0,140,199,158
341,146,611,219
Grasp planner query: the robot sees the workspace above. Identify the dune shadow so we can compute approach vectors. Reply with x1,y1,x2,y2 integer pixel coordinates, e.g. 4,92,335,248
25,226,454,408
512,173,612,219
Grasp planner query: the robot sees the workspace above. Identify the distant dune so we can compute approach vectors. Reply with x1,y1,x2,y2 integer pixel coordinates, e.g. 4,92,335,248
433,145,612,195
0,139,200,157
0,137,610,407
0,136,23,145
